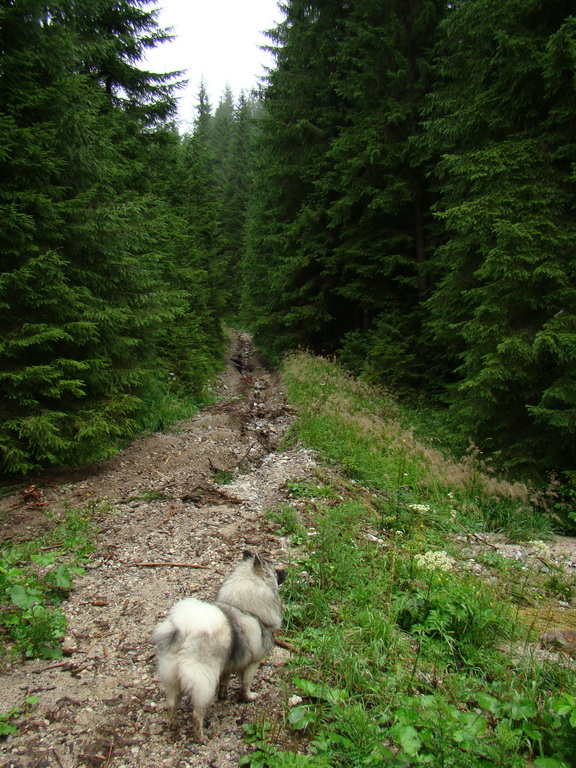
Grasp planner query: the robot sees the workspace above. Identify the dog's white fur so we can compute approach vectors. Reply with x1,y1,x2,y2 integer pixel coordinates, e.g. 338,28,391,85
152,552,284,742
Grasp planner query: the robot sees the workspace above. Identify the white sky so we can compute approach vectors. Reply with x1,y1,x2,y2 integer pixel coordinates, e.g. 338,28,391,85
143,0,283,129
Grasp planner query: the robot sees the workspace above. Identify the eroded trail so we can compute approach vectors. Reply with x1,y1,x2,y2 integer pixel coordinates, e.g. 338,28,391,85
1,330,316,768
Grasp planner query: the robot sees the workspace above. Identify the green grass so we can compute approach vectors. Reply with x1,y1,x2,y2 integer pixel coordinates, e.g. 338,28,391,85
0,505,98,660
243,352,576,768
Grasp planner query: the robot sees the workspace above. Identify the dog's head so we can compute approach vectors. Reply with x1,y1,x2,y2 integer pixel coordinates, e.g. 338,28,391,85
243,549,287,587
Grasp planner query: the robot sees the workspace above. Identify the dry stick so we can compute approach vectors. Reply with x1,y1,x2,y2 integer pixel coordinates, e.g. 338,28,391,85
470,532,499,550
103,744,114,768
125,561,211,569
237,440,257,466
32,661,87,675
274,638,298,653
159,506,178,527
52,749,65,768
84,631,116,657
4,502,24,513
32,661,69,674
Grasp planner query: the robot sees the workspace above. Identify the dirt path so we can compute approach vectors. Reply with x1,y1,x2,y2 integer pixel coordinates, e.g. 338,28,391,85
1,330,317,768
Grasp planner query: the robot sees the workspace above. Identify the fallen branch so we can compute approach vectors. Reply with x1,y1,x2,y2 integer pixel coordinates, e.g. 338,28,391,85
160,507,178,527
4,502,24,513
84,632,116,657
470,532,498,550
33,661,68,674
32,661,87,676
104,744,114,768
275,637,298,653
124,561,211,569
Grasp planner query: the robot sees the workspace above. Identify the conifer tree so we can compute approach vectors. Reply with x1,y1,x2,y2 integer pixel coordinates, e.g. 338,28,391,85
0,0,183,474
317,0,444,387
424,0,576,473
211,90,259,316
242,0,443,378
241,0,347,358
149,125,225,394
164,82,224,381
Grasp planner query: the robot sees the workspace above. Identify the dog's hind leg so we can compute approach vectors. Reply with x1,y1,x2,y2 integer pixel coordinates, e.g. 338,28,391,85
180,661,220,743
164,675,181,725
218,672,231,700
241,661,261,701
191,706,208,744
157,654,181,724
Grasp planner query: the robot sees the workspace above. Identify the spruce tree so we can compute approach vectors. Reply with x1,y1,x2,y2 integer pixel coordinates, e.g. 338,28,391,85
317,0,445,387
162,83,225,385
241,0,347,358
210,91,259,317
424,0,576,473
149,125,225,395
0,0,182,474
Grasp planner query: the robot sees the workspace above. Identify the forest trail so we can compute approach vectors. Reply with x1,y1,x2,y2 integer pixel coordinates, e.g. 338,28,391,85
1,330,317,768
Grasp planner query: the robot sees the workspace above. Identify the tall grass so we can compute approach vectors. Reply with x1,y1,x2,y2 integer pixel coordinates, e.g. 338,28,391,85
282,353,549,538
242,353,576,768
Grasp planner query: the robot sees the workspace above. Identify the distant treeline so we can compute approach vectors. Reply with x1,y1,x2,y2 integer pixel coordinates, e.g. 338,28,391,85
2,0,576,484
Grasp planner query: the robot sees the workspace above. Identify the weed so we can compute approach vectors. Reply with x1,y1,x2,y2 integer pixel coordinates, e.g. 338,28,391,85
135,489,172,502
285,479,338,500
213,470,235,485
267,505,306,544
0,696,39,737
0,505,97,660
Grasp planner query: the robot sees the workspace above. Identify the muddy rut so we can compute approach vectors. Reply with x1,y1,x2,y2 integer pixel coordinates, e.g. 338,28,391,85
1,330,317,768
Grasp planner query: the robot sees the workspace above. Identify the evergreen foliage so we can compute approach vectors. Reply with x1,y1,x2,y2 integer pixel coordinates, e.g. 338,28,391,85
241,0,444,378
241,0,347,358
3,0,576,482
238,0,576,478
0,1,224,476
424,0,576,474
211,90,259,316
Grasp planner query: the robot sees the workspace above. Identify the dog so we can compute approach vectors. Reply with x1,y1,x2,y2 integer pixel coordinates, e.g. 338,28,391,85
151,550,286,742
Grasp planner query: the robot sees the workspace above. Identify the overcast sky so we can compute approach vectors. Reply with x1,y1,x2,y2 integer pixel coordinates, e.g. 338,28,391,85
143,0,283,128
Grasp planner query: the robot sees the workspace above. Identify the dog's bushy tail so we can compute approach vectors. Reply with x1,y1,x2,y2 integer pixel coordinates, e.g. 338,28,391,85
152,598,231,713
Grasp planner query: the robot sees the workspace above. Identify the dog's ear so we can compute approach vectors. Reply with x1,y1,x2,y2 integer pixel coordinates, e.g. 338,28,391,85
252,553,264,572
242,550,253,561
275,568,287,586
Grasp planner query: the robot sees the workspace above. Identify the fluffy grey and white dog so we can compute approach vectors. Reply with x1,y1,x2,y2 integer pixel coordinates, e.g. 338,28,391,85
152,550,286,742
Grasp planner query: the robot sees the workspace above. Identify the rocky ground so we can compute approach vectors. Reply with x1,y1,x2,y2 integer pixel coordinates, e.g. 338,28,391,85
0,330,317,768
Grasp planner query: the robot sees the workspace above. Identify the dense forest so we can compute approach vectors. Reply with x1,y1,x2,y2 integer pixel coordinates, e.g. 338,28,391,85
1,0,576,491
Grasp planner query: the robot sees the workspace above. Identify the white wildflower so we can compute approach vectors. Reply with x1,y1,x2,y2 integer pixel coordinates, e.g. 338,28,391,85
408,503,431,513
289,695,303,707
414,550,456,572
528,540,551,557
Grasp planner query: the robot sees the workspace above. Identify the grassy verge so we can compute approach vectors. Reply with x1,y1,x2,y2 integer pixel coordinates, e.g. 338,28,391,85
245,353,576,768
0,505,99,661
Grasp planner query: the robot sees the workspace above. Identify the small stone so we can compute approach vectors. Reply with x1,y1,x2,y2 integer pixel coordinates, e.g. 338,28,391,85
61,637,77,656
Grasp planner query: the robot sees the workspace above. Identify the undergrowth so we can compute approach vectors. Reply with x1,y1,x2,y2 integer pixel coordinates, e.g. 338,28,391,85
0,505,98,660
244,352,576,768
